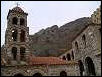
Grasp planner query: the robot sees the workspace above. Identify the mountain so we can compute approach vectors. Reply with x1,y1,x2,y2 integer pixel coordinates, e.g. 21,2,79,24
29,17,92,57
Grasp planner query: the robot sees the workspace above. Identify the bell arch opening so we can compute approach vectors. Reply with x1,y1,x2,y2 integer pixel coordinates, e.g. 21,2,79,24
12,17,18,25
12,47,17,60
12,29,18,41
20,47,26,61
20,18,25,25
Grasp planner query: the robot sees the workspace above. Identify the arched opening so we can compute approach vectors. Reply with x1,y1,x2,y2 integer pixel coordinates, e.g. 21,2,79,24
20,47,25,61
33,73,42,76
99,28,101,35
78,60,84,76
82,34,86,47
72,51,74,59
20,30,25,42
60,71,67,76
20,18,25,25
12,29,18,41
85,57,96,76
12,47,17,60
75,41,78,50
12,17,18,25
62,56,66,60
14,73,24,76
67,53,71,61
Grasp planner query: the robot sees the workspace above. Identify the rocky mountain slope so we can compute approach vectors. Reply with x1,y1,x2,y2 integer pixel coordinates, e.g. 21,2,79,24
29,17,92,57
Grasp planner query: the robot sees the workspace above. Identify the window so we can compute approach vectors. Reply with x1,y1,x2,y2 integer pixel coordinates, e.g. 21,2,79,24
12,29,18,41
67,53,71,61
20,47,25,61
20,30,25,42
82,34,86,47
72,51,74,59
12,47,17,60
62,56,66,60
12,17,18,25
75,41,78,50
20,18,25,25
99,28,101,35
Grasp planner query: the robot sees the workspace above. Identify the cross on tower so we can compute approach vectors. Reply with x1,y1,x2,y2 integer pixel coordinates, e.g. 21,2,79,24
16,2,20,7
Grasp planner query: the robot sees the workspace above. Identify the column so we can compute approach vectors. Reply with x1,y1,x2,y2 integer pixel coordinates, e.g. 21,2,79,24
17,47,20,63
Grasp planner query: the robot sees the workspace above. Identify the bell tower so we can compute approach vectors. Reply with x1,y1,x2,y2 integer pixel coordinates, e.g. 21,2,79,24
5,6,30,65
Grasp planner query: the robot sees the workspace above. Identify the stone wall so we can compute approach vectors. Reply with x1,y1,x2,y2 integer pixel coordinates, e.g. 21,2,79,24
1,63,80,76
1,65,47,76
48,64,80,76
72,24,101,76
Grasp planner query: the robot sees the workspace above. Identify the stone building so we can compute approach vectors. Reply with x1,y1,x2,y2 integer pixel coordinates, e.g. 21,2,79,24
1,5,101,76
59,6,101,76
4,6,30,65
1,6,80,76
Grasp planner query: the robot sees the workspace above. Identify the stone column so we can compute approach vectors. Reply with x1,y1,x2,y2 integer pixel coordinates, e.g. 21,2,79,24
25,48,30,62
18,30,21,42
17,47,20,64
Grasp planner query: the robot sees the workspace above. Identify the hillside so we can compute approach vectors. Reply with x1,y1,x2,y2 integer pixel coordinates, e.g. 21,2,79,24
29,17,92,57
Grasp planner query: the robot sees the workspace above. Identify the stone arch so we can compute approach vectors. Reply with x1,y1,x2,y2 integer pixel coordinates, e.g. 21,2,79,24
12,47,17,60
13,73,24,76
82,34,86,47
20,30,25,42
20,18,25,25
12,29,18,41
71,50,74,59
60,71,67,76
12,17,18,25
85,57,96,76
78,60,84,76
75,41,78,50
67,53,71,61
62,56,66,60
20,47,26,61
32,73,42,76
30,69,47,76
10,69,27,76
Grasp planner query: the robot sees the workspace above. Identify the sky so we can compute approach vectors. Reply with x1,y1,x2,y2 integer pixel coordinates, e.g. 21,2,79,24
1,1,101,46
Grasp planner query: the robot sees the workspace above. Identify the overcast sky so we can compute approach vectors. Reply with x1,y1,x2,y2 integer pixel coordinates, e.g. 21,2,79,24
1,1,101,46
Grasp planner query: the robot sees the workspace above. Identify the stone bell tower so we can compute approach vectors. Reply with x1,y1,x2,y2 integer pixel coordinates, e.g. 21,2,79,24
5,6,30,65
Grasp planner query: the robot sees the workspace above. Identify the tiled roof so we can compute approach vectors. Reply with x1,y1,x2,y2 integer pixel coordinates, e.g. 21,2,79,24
7,6,28,19
28,56,78,65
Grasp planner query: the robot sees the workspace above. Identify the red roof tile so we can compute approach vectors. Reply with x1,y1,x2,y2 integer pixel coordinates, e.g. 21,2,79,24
28,56,78,65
